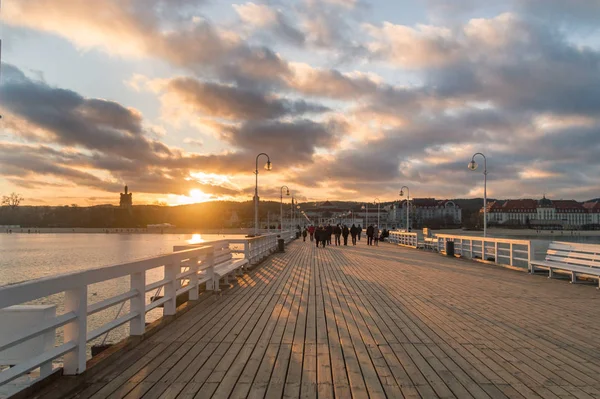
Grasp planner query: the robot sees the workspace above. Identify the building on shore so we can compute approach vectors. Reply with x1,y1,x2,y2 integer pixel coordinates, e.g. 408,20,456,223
119,185,133,209
388,199,462,230
487,196,600,229
303,201,366,226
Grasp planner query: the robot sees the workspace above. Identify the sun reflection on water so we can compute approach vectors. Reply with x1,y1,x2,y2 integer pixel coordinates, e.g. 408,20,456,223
187,234,204,244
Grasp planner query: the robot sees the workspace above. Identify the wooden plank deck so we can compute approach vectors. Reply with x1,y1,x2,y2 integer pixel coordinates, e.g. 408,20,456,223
35,239,600,398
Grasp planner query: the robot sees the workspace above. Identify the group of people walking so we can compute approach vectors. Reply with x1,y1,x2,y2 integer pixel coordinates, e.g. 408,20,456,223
301,224,385,248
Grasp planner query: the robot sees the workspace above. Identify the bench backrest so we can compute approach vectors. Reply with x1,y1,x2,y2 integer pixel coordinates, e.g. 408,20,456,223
213,241,234,266
545,241,600,269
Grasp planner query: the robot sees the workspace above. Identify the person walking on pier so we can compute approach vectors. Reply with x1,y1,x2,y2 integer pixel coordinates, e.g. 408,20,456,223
358,224,363,241
350,224,358,245
342,225,350,245
302,228,307,242
308,225,315,242
321,226,328,248
315,226,322,248
326,224,333,246
366,225,374,246
334,224,342,246
373,225,380,246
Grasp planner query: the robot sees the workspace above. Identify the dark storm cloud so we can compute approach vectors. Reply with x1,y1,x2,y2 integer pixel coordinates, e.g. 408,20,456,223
165,77,330,121
1,63,170,162
221,119,341,165
0,143,122,192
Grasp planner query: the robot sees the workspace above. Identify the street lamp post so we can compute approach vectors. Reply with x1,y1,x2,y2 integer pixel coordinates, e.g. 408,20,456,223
468,153,488,237
400,186,410,232
290,195,294,236
374,198,380,227
362,203,369,226
254,153,272,236
280,186,289,232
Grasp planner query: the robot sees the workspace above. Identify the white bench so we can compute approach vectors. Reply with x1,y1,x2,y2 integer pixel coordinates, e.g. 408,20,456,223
530,241,600,288
203,243,249,291
423,237,438,251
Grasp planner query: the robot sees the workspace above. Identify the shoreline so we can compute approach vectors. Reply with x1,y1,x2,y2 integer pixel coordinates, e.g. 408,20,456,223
3,226,600,238
1,227,258,235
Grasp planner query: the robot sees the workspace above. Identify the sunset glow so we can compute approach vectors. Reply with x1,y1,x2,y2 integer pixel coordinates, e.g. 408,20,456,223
1,0,599,205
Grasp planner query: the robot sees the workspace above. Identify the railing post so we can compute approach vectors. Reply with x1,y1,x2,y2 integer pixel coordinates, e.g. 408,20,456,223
63,286,87,375
164,263,177,316
509,243,513,266
205,247,216,291
495,241,498,262
130,271,146,335
527,242,532,272
244,242,250,263
189,256,199,301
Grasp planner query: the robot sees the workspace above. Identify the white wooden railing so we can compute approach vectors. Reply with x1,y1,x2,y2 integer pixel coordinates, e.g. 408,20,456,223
388,231,419,248
386,231,533,269
0,232,291,388
434,234,532,268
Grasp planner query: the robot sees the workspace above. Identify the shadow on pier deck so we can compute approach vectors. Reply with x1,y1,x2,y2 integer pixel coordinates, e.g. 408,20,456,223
31,240,600,399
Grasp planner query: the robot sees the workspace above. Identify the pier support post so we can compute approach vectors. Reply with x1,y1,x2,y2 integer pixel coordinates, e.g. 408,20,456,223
64,287,87,375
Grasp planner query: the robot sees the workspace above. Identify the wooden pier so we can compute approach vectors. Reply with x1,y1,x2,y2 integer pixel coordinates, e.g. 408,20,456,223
33,239,600,398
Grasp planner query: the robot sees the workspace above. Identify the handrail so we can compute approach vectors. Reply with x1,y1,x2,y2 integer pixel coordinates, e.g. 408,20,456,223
388,231,419,248
0,231,295,390
387,231,532,269
0,245,213,308
434,235,531,268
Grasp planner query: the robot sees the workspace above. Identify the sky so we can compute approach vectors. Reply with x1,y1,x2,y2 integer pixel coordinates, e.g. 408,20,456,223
1,0,600,206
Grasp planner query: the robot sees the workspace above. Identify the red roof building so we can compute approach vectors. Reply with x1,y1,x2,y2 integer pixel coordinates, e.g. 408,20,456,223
487,197,597,228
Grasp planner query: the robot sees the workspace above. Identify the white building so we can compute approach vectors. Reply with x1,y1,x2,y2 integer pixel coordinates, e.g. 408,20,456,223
488,196,599,229
388,199,462,229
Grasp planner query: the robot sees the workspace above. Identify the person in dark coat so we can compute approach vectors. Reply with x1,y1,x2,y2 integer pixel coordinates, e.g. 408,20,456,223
326,224,333,245
315,226,322,248
350,224,358,245
321,226,328,247
334,224,342,246
302,228,308,242
358,224,363,241
342,225,350,245
366,225,374,246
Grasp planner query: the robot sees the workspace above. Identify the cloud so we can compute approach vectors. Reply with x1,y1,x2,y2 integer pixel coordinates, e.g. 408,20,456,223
1,64,170,162
157,77,330,121
183,138,204,147
234,2,305,46
0,64,256,197
221,119,342,165
364,22,460,68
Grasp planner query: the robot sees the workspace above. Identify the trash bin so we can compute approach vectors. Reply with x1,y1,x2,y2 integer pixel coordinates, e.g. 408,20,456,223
278,238,285,252
446,241,455,257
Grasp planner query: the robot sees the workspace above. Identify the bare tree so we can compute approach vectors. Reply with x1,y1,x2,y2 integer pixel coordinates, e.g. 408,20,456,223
2,193,24,209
